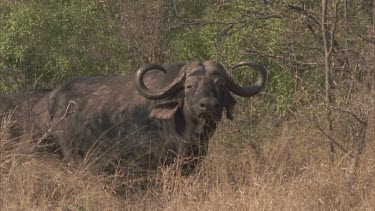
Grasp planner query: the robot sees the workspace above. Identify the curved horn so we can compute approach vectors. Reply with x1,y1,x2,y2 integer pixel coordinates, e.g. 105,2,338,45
224,60,267,97
135,64,186,100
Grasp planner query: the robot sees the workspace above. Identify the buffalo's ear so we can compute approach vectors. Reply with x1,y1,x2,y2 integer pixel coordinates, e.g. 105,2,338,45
223,90,237,120
150,100,183,120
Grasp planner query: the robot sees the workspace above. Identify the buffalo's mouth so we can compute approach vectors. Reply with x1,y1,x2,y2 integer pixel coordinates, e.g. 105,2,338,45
198,112,220,122
195,113,219,136
198,113,212,119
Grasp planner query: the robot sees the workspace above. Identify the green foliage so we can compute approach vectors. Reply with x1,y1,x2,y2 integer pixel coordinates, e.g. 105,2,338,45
0,0,325,118
0,1,127,91
267,65,295,116
170,26,215,61
169,1,295,116
169,1,254,64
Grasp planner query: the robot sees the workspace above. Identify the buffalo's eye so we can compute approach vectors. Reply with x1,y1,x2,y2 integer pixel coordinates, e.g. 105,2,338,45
186,85,193,89
214,78,225,86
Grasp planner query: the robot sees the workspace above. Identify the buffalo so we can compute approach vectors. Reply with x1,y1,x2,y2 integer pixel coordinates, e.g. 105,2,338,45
32,60,267,175
0,89,51,138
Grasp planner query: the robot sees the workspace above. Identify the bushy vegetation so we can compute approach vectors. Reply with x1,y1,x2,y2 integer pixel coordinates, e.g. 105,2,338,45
0,1,128,91
1,0,374,210
1,104,374,210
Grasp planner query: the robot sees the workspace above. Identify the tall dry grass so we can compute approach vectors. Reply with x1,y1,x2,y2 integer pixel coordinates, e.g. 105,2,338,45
1,100,374,210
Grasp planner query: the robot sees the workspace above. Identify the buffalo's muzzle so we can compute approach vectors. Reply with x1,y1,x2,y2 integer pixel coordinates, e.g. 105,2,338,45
198,98,221,117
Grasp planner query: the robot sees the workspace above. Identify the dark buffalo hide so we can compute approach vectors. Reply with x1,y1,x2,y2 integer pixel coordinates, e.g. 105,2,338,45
0,90,51,138
32,60,267,175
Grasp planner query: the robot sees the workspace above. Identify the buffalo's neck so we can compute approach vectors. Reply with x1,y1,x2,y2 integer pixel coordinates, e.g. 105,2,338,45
178,107,217,142
178,110,218,175
188,118,217,141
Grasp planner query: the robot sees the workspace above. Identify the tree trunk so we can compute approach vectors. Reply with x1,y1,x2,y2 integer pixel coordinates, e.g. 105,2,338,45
321,0,336,162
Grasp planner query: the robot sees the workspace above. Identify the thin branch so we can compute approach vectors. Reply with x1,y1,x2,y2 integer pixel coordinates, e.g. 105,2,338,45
333,107,369,126
36,100,76,145
328,1,339,56
245,48,320,68
315,124,353,157
286,3,321,26
359,34,375,44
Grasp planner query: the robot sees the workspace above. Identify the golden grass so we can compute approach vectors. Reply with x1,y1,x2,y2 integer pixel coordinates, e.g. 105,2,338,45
1,107,374,210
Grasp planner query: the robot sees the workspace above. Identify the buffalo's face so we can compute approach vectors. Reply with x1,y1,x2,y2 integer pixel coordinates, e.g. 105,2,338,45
183,61,235,122
135,59,267,128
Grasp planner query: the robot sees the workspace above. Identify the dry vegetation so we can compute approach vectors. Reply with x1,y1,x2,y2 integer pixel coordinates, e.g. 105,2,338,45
1,1,374,210
1,97,374,211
